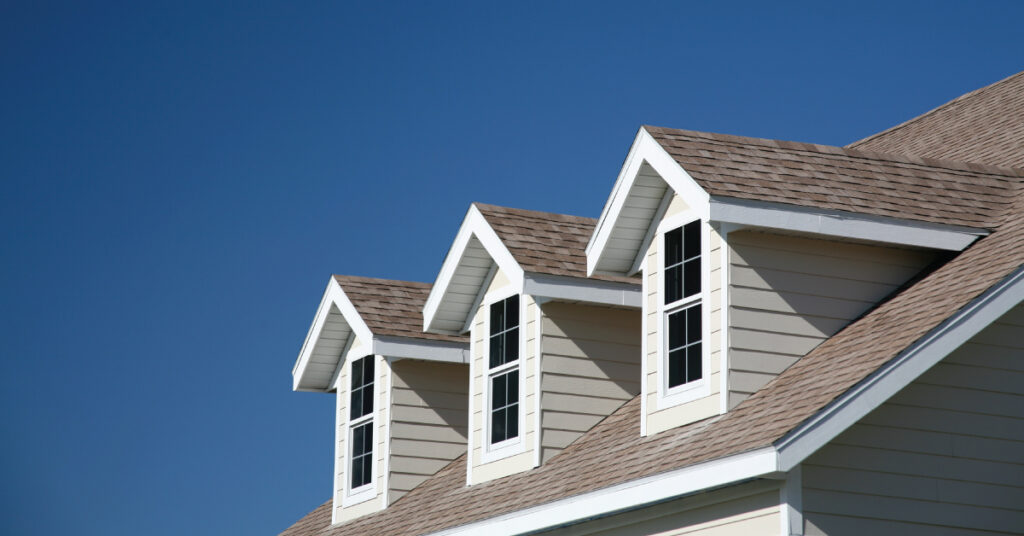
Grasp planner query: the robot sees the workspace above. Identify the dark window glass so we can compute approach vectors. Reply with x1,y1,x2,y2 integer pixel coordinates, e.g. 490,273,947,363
350,422,373,488
667,304,702,388
489,296,520,368
349,355,374,420
665,221,701,304
490,370,519,444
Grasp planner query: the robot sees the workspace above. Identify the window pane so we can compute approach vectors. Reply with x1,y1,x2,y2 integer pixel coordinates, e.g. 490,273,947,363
683,258,700,298
350,358,363,391
489,333,503,368
362,385,374,417
505,329,519,363
490,300,504,334
683,221,700,260
665,265,682,304
506,403,518,439
350,387,362,420
668,310,685,349
668,348,685,388
363,356,375,385
492,374,507,409
505,296,519,330
687,343,703,382
491,407,506,443
665,227,683,265
352,424,367,456
351,457,364,488
507,370,519,401
687,304,701,344
363,424,374,452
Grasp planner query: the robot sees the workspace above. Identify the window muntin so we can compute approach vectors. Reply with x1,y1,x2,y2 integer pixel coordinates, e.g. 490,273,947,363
487,295,520,446
347,355,375,491
663,220,703,391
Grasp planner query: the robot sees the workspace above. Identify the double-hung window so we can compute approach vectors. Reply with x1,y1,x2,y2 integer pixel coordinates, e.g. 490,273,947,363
664,220,703,390
348,355,374,491
488,295,519,446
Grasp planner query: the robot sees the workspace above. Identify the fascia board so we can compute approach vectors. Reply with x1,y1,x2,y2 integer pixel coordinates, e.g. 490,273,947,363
587,127,710,276
709,196,985,251
425,447,778,536
292,277,374,392
522,272,641,308
775,265,1024,472
372,336,470,364
423,204,525,332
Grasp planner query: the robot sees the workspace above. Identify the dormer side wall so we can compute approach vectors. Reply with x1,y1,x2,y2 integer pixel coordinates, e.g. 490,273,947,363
539,301,641,463
727,230,937,408
388,359,468,504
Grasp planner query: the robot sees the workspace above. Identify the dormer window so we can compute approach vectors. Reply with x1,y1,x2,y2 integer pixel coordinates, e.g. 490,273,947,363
488,295,520,446
665,221,703,389
348,355,375,490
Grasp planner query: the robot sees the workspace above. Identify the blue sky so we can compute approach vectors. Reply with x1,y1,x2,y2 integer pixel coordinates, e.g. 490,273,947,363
1,2,1021,534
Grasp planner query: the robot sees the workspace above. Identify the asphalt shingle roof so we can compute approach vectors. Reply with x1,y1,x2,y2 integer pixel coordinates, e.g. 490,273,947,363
332,275,465,343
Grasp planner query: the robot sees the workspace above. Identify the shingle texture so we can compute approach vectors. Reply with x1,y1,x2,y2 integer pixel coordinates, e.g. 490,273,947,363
282,74,1024,536
474,203,636,283
849,71,1024,169
332,275,465,343
645,125,1022,229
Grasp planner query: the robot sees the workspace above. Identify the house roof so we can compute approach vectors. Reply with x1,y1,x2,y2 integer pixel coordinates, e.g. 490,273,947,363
849,71,1024,168
473,203,636,284
331,275,464,343
644,125,1022,230
282,73,1024,535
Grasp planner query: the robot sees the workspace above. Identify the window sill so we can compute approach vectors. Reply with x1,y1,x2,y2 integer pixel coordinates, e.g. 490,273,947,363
659,378,711,409
341,483,376,507
480,437,526,465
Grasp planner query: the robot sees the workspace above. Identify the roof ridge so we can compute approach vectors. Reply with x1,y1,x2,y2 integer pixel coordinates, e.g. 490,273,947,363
332,274,432,288
472,202,597,224
645,124,1024,179
846,70,1024,150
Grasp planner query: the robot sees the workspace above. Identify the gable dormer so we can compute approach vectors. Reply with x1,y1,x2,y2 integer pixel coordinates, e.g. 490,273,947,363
424,203,643,484
587,126,992,436
293,276,469,524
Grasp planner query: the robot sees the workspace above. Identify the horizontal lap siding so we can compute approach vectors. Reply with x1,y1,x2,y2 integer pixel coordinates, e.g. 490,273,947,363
803,304,1024,535
540,302,641,462
388,360,468,504
540,480,781,536
728,231,934,408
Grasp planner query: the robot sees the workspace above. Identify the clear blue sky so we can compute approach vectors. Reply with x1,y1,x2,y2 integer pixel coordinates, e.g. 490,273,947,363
1,2,1021,534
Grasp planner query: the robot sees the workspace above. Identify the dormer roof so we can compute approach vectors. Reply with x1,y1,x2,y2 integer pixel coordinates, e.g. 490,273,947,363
292,276,468,392
423,203,640,334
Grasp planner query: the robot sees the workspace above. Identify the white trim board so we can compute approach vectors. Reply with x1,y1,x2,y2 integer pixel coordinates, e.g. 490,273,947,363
709,196,985,251
425,447,778,536
424,204,525,334
587,127,711,276
372,337,469,364
522,273,641,308
775,264,1024,471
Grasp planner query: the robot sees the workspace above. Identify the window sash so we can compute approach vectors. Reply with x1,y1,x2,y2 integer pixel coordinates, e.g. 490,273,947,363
349,355,375,420
489,296,520,368
349,421,374,489
489,369,519,444
664,221,702,305
667,303,702,388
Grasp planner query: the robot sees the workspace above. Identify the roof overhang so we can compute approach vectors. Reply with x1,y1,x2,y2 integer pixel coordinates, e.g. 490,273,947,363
587,127,987,278
293,278,469,393
425,205,643,334
426,260,1024,535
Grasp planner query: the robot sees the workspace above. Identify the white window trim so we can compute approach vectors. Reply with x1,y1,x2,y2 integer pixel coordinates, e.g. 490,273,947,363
341,354,379,507
656,209,712,408
480,289,527,464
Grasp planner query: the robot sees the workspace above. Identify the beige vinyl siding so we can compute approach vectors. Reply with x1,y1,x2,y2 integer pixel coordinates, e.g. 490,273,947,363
728,231,935,408
388,360,468,504
334,339,387,523
645,192,724,435
802,303,1024,535
469,269,537,484
540,480,781,536
539,302,641,463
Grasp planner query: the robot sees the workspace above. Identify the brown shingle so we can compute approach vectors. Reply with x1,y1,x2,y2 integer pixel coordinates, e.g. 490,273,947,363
645,125,1022,230
473,203,637,284
849,71,1024,169
332,275,465,343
